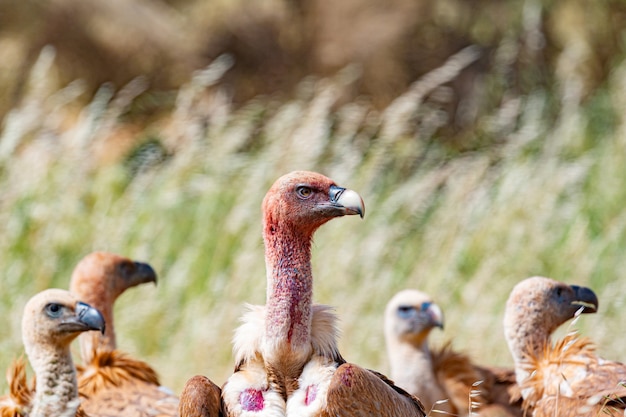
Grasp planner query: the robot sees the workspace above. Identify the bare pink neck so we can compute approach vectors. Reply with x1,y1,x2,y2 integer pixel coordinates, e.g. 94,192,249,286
264,223,313,351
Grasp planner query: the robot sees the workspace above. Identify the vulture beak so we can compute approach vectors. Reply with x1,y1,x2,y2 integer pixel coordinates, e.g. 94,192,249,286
329,185,365,218
133,261,158,286
423,302,444,329
71,301,106,335
570,285,599,314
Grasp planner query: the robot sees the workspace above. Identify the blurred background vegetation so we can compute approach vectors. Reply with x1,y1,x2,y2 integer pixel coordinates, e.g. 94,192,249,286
2,0,626,398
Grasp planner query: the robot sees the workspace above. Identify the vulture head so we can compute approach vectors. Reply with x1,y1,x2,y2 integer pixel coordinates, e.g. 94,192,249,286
385,289,444,348
504,276,598,368
70,251,157,302
262,171,364,236
22,289,105,355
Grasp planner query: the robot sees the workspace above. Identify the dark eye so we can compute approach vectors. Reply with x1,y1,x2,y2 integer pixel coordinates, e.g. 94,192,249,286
397,305,416,319
118,261,134,277
296,186,313,199
555,287,563,297
45,303,63,318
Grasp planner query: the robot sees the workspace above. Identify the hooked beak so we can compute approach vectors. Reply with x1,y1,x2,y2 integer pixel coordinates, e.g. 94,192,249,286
74,301,106,334
329,185,365,218
133,261,158,286
424,302,444,330
570,285,599,314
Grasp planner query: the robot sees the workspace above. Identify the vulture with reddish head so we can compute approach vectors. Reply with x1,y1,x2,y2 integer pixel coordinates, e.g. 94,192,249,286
221,171,426,417
384,289,523,417
504,276,626,416
19,289,105,417
69,252,180,416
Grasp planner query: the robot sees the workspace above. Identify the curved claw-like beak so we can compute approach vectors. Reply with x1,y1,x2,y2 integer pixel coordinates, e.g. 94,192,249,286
75,301,106,334
133,261,158,286
570,285,599,314
424,302,444,329
329,185,365,218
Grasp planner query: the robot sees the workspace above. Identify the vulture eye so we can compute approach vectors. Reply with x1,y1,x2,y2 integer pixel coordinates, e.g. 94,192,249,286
296,186,313,199
397,305,416,319
118,261,135,277
45,303,63,318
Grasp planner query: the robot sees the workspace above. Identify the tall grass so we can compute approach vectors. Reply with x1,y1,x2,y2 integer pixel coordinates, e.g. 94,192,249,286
1,44,626,395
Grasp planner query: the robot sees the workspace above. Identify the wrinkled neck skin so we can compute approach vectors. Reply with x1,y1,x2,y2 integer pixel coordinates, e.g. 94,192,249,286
27,345,79,417
263,222,314,374
387,337,449,413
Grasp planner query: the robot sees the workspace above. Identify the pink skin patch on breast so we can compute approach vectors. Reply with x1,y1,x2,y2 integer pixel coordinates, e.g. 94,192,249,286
240,388,264,411
305,384,318,406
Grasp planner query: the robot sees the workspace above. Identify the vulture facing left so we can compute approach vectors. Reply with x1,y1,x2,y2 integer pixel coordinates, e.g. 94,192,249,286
385,289,523,417
504,276,626,417
221,171,426,417
69,252,180,417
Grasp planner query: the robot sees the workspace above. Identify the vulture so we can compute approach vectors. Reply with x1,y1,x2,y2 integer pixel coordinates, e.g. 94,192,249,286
503,276,626,416
18,288,105,417
221,171,426,417
384,289,523,417
69,251,180,417
178,376,222,417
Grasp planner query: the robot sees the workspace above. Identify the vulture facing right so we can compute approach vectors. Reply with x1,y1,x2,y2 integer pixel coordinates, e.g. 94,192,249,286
385,289,523,417
20,288,105,417
69,252,180,417
220,171,426,417
504,276,626,416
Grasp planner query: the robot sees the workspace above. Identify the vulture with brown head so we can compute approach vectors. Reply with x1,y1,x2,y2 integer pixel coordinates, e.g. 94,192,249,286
15,288,105,417
504,276,626,417
69,252,180,416
385,289,523,417
221,171,426,417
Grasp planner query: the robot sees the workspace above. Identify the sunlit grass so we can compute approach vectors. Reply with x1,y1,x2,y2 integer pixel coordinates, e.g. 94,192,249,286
1,46,626,396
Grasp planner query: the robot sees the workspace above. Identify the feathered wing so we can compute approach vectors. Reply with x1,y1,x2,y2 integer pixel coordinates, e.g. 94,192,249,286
0,357,33,417
522,333,626,417
430,343,523,417
322,363,427,417
178,376,222,417
78,348,178,417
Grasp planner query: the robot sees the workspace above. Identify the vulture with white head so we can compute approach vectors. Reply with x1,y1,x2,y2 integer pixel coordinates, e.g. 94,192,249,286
18,288,105,417
504,276,626,416
69,251,181,416
385,289,523,417
221,171,426,417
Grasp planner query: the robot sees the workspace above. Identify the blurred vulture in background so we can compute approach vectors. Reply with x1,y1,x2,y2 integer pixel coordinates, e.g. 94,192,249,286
70,252,180,417
504,276,626,417
385,289,522,417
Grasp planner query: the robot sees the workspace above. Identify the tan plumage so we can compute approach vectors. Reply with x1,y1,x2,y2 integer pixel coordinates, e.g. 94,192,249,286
502,276,626,417
222,171,426,417
0,357,33,417
178,376,222,417
384,289,522,417
19,288,106,417
69,251,179,417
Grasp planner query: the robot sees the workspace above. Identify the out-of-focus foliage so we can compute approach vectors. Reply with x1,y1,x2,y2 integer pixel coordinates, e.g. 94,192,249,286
2,0,626,147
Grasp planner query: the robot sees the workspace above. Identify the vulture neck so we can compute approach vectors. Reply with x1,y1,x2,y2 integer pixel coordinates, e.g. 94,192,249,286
28,345,79,417
264,221,314,360
388,338,448,413
504,308,553,392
